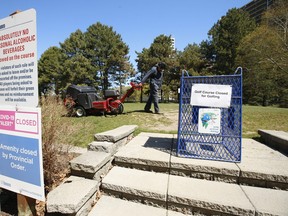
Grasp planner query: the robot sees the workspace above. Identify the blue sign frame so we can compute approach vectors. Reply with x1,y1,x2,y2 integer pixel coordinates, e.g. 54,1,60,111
177,68,242,162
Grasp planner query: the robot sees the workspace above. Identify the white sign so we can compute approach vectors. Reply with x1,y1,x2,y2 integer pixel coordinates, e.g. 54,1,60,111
198,108,221,134
0,106,45,201
0,9,38,107
190,84,232,108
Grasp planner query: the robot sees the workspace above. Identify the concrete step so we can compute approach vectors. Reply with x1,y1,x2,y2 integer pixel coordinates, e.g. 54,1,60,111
102,166,168,207
101,166,288,216
69,125,138,181
258,129,288,155
93,125,137,143
169,173,288,216
44,125,138,216
88,125,136,155
46,176,100,215
88,195,186,216
114,132,288,190
70,151,112,181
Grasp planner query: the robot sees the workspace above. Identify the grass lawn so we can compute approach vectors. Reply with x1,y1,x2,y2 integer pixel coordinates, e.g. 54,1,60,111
64,102,178,147
64,103,288,147
242,105,288,137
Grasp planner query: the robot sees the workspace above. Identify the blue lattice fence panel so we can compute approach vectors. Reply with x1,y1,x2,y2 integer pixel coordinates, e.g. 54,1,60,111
177,69,242,162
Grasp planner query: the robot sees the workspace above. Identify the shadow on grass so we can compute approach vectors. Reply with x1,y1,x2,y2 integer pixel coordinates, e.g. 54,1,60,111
125,109,147,113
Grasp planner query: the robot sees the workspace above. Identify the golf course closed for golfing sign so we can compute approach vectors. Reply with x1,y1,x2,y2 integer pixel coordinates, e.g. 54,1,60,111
190,83,232,108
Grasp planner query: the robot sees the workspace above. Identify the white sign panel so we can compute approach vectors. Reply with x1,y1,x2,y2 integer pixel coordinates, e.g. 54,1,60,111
190,84,232,108
0,106,45,201
198,108,221,134
0,9,38,107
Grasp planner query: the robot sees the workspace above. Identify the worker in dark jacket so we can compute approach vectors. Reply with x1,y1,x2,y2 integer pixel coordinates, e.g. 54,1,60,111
140,62,166,114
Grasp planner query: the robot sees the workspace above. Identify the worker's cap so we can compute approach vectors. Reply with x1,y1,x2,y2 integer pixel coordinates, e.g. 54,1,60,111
157,62,166,70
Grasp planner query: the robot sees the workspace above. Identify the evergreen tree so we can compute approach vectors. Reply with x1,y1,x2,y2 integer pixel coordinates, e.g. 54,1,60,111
60,29,86,58
60,30,96,88
38,46,67,95
85,22,132,91
178,43,206,76
208,8,256,74
136,34,179,101
38,23,132,94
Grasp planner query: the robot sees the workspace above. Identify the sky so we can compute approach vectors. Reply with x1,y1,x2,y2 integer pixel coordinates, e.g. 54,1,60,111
1,0,252,68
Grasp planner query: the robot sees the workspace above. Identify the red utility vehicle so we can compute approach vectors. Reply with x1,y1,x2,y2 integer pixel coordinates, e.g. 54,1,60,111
64,82,141,117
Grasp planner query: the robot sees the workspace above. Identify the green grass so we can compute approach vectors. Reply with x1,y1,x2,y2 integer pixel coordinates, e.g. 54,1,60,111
64,102,179,147
242,105,288,138
64,103,288,147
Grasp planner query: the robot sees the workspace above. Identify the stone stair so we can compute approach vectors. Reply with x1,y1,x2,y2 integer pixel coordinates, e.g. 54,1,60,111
95,132,288,216
46,125,137,215
98,166,288,215
114,133,288,190
89,195,185,216
46,176,100,215
46,128,288,216
258,129,288,155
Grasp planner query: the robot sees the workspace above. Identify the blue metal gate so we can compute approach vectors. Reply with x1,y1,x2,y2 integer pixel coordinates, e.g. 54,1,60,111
177,68,242,162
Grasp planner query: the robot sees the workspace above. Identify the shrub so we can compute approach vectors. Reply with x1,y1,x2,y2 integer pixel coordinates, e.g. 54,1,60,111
40,96,76,192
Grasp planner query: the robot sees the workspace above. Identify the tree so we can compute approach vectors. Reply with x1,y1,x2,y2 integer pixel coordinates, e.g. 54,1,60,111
85,22,132,91
60,29,86,58
39,30,97,94
236,0,288,107
38,23,133,95
207,8,256,74
237,26,284,106
136,34,179,101
38,46,67,95
62,54,95,87
60,30,96,88
178,43,206,76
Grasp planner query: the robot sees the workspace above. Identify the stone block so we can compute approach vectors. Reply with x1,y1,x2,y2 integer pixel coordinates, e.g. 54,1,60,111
258,129,288,154
70,151,111,180
88,141,115,153
241,185,288,216
94,125,137,142
102,166,168,202
168,175,255,215
114,134,173,169
46,176,99,214
89,195,186,216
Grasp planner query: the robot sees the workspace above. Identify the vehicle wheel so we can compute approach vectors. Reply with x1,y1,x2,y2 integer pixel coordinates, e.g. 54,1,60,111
117,103,124,114
75,106,86,117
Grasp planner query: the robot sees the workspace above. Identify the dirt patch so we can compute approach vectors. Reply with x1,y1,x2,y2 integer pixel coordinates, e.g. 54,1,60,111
143,110,179,132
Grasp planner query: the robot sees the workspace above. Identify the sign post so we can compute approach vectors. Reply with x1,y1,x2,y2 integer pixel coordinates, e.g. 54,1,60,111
0,9,44,215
